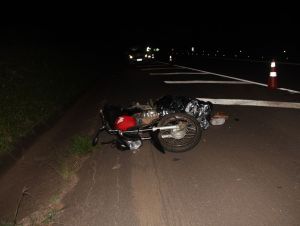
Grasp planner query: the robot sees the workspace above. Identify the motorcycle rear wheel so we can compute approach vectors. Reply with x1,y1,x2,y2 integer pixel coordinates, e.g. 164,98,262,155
157,113,202,152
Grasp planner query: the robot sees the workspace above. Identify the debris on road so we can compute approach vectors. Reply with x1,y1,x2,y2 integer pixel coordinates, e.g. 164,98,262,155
112,163,121,170
210,112,229,126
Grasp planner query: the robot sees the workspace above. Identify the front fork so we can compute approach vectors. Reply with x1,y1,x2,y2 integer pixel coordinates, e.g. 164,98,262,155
92,109,107,146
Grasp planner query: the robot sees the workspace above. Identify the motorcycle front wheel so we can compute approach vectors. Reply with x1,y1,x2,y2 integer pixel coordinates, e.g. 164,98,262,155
157,113,202,152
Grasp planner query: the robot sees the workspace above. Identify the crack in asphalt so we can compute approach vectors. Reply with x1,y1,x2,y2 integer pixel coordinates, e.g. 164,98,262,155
150,149,170,226
85,160,97,208
114,154,121,226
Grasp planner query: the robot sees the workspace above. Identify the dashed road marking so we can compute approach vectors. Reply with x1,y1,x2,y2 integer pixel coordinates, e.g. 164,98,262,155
141,67,181,71
136,64,165,68
149,72,208,75
174,64,268,87
198,98,300,109
164,80,250,84
172,64,300,94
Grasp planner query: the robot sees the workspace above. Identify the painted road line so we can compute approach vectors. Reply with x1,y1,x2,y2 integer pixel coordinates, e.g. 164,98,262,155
278,88,300,94
136,64,165,68
141,67,179,71
174,64,267,87
173,63,300,94
164,80,250,84
197,98,300,109
157,61,300,94
150,72,208,75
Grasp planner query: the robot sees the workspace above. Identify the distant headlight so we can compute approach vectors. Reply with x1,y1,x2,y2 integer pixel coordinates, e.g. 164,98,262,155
129,55,133,59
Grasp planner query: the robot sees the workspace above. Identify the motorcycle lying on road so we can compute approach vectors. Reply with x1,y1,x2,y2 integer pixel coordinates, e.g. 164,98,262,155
92,95,213,153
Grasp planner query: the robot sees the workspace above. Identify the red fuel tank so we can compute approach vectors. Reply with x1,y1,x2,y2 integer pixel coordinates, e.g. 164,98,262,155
114,115,137,131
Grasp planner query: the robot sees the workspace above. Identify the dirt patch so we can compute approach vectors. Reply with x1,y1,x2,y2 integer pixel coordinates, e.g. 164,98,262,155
16,155,88,226
0,82,101,225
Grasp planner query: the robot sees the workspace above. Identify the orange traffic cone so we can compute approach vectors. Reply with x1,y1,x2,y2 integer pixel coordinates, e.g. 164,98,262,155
268,59,278,89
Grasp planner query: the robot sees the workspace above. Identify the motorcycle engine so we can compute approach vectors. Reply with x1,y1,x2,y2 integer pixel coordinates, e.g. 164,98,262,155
136,109,159,125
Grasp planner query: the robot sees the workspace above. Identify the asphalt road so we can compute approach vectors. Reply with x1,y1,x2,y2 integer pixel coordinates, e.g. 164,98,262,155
57,60,300,225
1,59,299,226
173,56,300,92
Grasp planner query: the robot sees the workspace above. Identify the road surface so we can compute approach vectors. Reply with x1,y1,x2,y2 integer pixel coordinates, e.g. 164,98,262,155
1,59,299,226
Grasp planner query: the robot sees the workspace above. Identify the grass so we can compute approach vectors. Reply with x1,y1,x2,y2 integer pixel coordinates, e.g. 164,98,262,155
0,219,22,226
59,161,74,181
0,46,96,159
0,134,94,224
55,135,93,180
0,222,15,226
41,209,58,225
49,194,60,205
68,135,93,156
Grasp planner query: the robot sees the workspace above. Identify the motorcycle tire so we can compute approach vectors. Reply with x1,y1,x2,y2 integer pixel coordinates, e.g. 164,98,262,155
157,113,202,152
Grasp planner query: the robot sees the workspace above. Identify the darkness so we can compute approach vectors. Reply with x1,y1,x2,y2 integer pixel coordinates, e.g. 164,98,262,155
0,4,299,58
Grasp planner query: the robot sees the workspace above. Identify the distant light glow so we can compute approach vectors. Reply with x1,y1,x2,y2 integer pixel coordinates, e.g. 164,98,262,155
137,58,143,62
270,72,277,77
191,47,194,52
129,55,133,59
146,47,151,52
271,62,276,67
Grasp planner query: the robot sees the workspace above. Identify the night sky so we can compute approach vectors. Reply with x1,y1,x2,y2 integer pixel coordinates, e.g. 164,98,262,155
0,4,298,53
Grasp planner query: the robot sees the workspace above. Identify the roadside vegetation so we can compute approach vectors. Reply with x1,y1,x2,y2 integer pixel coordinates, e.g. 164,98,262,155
0,46,96,162
0,134,94,225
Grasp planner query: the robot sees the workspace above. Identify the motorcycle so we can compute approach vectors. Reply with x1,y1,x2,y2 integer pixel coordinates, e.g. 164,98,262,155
92,95,213,153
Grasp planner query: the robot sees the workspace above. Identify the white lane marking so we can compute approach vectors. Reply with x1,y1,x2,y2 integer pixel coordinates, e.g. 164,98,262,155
174,64,267,86
278,88,300,94
173,63,300,94
141,67,178,71
157,61,300,94
197,98,300,109
149,72,208,75
164,80,250,84
136,64,165,68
